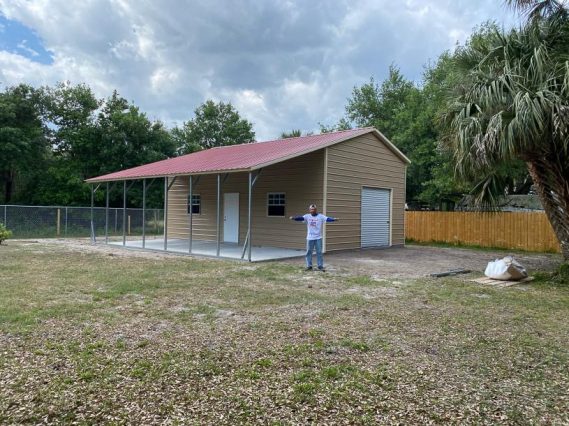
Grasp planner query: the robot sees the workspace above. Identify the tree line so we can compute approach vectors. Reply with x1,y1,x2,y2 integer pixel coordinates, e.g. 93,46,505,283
0,87,255,207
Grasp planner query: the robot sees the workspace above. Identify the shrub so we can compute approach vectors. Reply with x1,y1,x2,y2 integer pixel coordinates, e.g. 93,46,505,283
535,263,569,286
0,222,12,245
552,263,569,286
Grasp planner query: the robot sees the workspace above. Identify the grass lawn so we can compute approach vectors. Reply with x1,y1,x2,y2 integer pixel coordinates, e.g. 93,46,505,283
1,241,568,424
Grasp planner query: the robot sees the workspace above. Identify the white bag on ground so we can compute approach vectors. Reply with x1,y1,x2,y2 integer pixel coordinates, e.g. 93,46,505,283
484,256,528,281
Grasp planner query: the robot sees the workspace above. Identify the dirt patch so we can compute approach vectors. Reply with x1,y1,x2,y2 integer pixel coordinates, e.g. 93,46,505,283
13,238,562,279
283,245,562,278
10,238,221,261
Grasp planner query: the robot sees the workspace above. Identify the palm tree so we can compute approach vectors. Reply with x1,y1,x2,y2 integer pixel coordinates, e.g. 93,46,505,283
440,3,569,259
505,0,567,19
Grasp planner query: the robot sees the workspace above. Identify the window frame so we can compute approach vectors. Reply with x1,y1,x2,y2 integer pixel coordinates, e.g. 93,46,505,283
267,192,286,217
187,194,201,215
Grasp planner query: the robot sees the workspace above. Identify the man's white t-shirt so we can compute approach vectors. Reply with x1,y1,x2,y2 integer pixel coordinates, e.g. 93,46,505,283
303,213,329,240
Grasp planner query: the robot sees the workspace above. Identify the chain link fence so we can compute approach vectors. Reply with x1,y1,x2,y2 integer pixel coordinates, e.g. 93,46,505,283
1,205,164,240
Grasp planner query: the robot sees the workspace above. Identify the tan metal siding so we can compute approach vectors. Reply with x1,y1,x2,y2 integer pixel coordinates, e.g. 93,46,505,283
167,175,218,241
166,150,324,250
326,134,406,251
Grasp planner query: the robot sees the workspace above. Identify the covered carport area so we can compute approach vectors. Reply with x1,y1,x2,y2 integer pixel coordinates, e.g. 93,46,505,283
110,238,304,261
87,171,305,262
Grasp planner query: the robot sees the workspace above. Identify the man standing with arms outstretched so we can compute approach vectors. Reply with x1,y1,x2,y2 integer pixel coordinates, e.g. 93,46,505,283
290,204,339,272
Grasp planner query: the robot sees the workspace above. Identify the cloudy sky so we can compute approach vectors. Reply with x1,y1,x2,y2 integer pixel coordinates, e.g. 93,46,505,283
0,0,517,140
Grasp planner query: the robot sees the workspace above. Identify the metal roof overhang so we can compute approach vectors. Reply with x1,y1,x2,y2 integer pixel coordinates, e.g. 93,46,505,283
85,128,411,183
85,167,252,183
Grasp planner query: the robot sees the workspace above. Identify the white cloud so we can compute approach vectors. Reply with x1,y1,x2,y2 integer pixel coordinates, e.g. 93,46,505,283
150,67,181,94
0,0,517,139
16,40,39,56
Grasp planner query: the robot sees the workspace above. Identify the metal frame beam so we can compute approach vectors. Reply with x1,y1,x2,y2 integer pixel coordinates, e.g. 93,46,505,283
142,179,147,249
247,172,253,261
164,177,169,251
216,174,221,257
188,176,193,254
146,178,157,191
90,184,95,243
252,168,262,186
241,169,261,261
103,181,119,245
105,182,109,244
122,180,127,246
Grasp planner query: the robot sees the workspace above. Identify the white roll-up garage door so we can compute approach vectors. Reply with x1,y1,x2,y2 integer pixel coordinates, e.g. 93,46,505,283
361,187,391,248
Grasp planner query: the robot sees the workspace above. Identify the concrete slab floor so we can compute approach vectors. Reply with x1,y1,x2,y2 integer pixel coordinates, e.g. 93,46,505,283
108,238,305,262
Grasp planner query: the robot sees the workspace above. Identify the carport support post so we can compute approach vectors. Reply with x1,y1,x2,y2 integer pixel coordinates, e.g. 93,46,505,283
188,176,193,254
142,179,146,249
164,177,168,251
90,184,95,243
122,180,127,246
105,182,109,244
216,174,221,257
247,171,253,262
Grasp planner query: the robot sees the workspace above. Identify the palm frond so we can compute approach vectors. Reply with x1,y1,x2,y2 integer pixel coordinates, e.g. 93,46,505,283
504,0,567,19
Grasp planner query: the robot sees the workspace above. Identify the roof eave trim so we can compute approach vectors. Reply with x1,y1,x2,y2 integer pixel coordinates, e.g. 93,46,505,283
85,167,252,183
370,129,411,164
251,128,410,170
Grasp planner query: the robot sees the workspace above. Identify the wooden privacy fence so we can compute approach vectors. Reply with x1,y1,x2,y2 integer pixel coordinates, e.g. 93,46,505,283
405,211,561,253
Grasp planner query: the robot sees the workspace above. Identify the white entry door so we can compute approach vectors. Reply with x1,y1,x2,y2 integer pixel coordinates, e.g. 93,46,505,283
361,187,391,248
223,193,239,243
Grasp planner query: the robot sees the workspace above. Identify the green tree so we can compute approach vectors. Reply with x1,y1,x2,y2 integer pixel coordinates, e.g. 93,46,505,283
440,2,569,258
171,126,200,155
346,66,415,138
46,82,100,156
89,92,176,206
25,82,102,205
280,129,302,138
92,92,175,177
318,118,352,133
0,84,48,203
343,66,450,205
175,100,255,153
35,88,175,206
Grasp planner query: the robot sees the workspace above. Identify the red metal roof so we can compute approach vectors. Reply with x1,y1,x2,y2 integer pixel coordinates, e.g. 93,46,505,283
86,127,409,182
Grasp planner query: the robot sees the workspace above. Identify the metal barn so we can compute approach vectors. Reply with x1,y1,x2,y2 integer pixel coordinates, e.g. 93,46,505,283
86,127,410,261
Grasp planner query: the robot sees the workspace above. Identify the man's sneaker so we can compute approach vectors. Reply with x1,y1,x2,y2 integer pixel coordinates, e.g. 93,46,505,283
305,266,313,272
318,266,326,272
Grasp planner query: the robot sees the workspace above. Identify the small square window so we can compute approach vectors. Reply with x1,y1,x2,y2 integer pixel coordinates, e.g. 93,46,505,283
267,193,285,216
188,194,201,214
